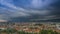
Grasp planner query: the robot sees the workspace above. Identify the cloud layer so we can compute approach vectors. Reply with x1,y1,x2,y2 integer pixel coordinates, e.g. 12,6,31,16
0,0,60,22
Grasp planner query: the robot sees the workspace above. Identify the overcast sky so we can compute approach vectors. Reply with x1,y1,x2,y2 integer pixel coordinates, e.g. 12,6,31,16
0,0,60,22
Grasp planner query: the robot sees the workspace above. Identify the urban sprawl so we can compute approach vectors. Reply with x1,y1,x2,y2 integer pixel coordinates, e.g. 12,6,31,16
0,22,60,34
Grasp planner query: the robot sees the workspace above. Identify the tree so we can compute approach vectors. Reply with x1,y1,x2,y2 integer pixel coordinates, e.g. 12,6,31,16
39,30,59,34
6,28,17,34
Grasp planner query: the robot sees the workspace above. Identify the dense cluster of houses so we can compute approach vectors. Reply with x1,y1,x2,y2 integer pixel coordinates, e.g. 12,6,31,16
0,22,60,33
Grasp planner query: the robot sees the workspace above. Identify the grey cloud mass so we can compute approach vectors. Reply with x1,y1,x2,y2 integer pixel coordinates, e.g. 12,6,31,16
0,0,60,22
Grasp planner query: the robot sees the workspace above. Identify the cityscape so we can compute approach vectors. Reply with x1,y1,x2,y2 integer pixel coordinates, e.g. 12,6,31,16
0,0,60,34
0,22,60,34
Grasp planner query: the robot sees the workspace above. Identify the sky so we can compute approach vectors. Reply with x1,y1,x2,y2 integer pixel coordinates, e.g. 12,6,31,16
0,0,60,22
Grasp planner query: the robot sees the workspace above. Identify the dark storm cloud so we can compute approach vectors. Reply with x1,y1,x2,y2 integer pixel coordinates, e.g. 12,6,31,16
49,0,60,15
0,0,60,22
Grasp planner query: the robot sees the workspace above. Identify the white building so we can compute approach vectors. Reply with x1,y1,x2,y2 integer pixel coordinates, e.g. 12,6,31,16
56,24,60,30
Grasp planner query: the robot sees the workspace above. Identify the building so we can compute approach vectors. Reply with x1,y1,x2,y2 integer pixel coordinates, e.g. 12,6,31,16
56,24,60,30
